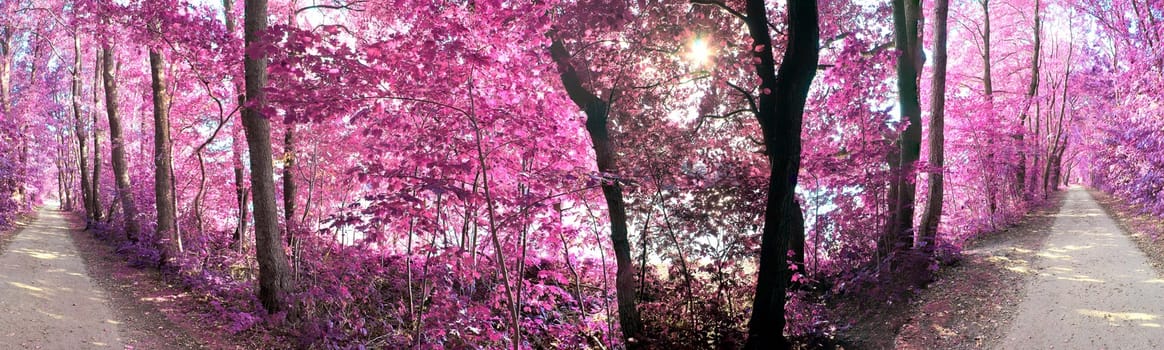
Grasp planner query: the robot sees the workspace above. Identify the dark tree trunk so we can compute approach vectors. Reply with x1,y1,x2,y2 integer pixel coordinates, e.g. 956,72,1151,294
244,0,293,313
979,0,1000,215
283,124,296,246
547,38,644,348
739,0,819,348
223,0,250,248
980,0,992,98
102,44,141,242
1017,0,1041,198
150,47,178,264
881,0,924,256
919,0,949,254
1044,53,1070,197
72,34,95,225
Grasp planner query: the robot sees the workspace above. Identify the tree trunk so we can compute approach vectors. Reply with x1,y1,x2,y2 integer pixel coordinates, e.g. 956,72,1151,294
919,0,948,254
102,44,141,242
980,0,992,98
72,34,95,225
244,0,293,313
1017,0,1041,198
92,42,103,222
1,25,12,119
979,0,999,215
882,0,924,256
150,47,178,265
283,124,296,246
223,0,250,248
547,38,644,348
739,0,818,348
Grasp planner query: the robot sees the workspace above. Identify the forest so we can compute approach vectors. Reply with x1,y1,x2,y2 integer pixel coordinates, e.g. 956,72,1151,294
0,0,1162,348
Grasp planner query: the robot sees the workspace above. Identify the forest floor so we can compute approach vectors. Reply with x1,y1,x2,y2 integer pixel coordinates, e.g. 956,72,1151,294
835,189,1066,349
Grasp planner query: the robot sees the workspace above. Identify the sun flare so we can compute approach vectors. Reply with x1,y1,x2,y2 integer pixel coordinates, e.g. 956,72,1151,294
688,37,712,66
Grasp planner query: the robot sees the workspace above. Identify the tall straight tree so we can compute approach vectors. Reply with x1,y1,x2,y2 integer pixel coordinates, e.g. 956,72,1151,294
223,0,250,248
919,0,949,253
283,124,296,245
1,24,12,118
149,44,178,264
977,0,1000,217
91,42,102,222
548,37,643,347
102,44,141,242
738,0,819,348
882,0,924,256
243,0,293,312
71,33,96,224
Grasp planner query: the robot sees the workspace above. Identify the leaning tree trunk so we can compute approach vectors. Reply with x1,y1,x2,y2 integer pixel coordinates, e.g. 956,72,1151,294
244,0,293,313
881,0,924,257
547,38,644,348
919,0,949,254
102,44,141,242
149,47,179,265
71,34,95,225
739,0,819,348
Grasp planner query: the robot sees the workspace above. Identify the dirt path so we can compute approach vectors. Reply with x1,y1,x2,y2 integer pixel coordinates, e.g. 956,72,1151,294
0,208,125,348
1000,186,1164,349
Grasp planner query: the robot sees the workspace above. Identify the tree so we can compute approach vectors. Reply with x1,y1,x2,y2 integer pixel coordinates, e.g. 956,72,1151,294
882,0,924,256
221,0,250,250
71,33,96,225
91,40,103,222
919,0,949,253
149,40,179,264
243,0,292,313
102,44,141,242
1017,0,1041,197
736,0,819,348
548,36,643,347
283,124,296,246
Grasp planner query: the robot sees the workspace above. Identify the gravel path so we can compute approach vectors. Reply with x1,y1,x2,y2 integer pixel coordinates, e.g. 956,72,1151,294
0,208,125,349
1000,186,1164,349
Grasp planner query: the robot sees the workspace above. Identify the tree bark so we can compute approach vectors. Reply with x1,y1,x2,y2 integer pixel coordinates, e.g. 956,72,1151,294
980,0,992,98
283,124,296,246
92,42,103,222
979,0,999,221
102,44,141,242
739,0,818,348
548,38,644,348
223,0,250,248
72,34,95,225
150,47,178,265
1,25,12,118
1017,0,1041,198
919,0,948,254
244,0,293,313
881,0,924,257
